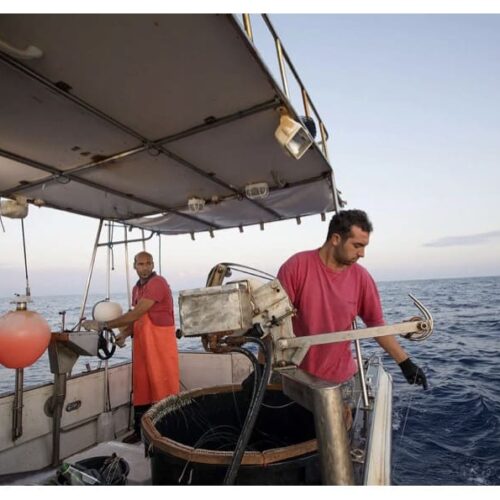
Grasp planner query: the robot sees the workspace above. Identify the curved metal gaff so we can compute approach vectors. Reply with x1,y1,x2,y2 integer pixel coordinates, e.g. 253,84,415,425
405,294,434,341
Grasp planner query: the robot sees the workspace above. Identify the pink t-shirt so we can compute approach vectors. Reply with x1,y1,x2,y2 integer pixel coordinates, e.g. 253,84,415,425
132,273,174,327
277,249,384,383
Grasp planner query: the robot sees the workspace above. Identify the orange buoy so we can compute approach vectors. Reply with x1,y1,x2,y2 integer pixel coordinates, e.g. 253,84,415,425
0,309,51,368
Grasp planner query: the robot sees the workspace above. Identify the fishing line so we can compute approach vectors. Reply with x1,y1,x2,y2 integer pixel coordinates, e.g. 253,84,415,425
158,232,162,275
123,225,133,431
177,424,241,484
124,225,132,309
261,400,295,410
20,219,31,297
398,391,415,444
103,223,112,413
393,389,416,476
398,366,432,448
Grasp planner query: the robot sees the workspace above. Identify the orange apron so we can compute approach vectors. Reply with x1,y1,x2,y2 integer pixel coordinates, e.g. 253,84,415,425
132,312,179,406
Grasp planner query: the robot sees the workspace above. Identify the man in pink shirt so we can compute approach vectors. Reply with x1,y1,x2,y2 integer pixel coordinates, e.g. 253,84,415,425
277,209,427,388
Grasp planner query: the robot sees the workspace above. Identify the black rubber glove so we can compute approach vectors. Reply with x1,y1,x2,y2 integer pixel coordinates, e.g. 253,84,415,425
398,358,428,390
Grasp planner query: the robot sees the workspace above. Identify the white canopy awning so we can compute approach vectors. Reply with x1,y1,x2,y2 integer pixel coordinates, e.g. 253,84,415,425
0,14,340,235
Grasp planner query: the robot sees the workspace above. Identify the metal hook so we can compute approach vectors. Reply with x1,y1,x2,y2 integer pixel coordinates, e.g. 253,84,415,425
403,294,434,341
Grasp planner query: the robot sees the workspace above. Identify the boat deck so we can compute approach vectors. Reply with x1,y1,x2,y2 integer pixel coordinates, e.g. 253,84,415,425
66,439,151,485
2,438,150,486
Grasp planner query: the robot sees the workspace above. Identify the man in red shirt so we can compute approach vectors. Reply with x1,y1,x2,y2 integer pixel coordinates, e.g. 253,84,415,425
277,209,427,388
83,251,179,443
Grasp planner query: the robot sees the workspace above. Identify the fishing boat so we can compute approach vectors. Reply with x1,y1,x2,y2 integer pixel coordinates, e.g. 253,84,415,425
0,14,433,485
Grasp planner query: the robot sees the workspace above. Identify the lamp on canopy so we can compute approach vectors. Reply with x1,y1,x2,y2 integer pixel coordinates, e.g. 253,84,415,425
274,107,314,160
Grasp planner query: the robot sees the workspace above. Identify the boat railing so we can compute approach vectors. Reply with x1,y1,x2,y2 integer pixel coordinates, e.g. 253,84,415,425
239,14,331,162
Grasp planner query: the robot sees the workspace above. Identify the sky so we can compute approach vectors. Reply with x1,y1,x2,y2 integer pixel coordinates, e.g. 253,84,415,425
1,2,500,298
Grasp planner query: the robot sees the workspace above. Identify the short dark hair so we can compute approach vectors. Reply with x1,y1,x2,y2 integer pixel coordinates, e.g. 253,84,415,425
326,209,373,241
133,251,154,264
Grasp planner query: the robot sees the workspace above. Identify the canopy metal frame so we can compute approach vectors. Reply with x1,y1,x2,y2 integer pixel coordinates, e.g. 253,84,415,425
0,14,340,235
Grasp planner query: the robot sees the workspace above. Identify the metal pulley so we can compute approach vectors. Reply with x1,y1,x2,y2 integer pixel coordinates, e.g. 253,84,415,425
97,328,117,360
92,299,122,359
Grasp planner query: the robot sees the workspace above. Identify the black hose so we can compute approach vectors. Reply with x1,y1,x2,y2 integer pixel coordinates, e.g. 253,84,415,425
228,346,260,427
223,336,272,485
231,346,261,401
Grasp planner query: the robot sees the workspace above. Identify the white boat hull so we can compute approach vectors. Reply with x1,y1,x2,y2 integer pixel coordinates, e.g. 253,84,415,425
0,351,252,476
0,351,392,485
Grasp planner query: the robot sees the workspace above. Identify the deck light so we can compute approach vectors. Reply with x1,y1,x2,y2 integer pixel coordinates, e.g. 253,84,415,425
245,182,269,200
0,197,29,219
274,108,313,159
188,197,205,213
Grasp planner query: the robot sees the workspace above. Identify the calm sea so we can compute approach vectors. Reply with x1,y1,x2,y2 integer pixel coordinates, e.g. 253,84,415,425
1,275,499,485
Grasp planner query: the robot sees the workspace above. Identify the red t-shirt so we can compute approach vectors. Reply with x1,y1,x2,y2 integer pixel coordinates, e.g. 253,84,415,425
277,249,384,383
132,273,174,327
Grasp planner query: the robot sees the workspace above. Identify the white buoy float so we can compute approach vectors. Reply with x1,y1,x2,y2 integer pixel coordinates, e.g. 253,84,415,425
92,300,123,322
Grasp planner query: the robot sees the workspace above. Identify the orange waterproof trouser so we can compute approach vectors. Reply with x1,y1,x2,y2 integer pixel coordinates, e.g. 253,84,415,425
132,313,179,406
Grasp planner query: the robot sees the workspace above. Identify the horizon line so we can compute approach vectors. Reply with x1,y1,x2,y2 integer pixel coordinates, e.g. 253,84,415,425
1,273,499,300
